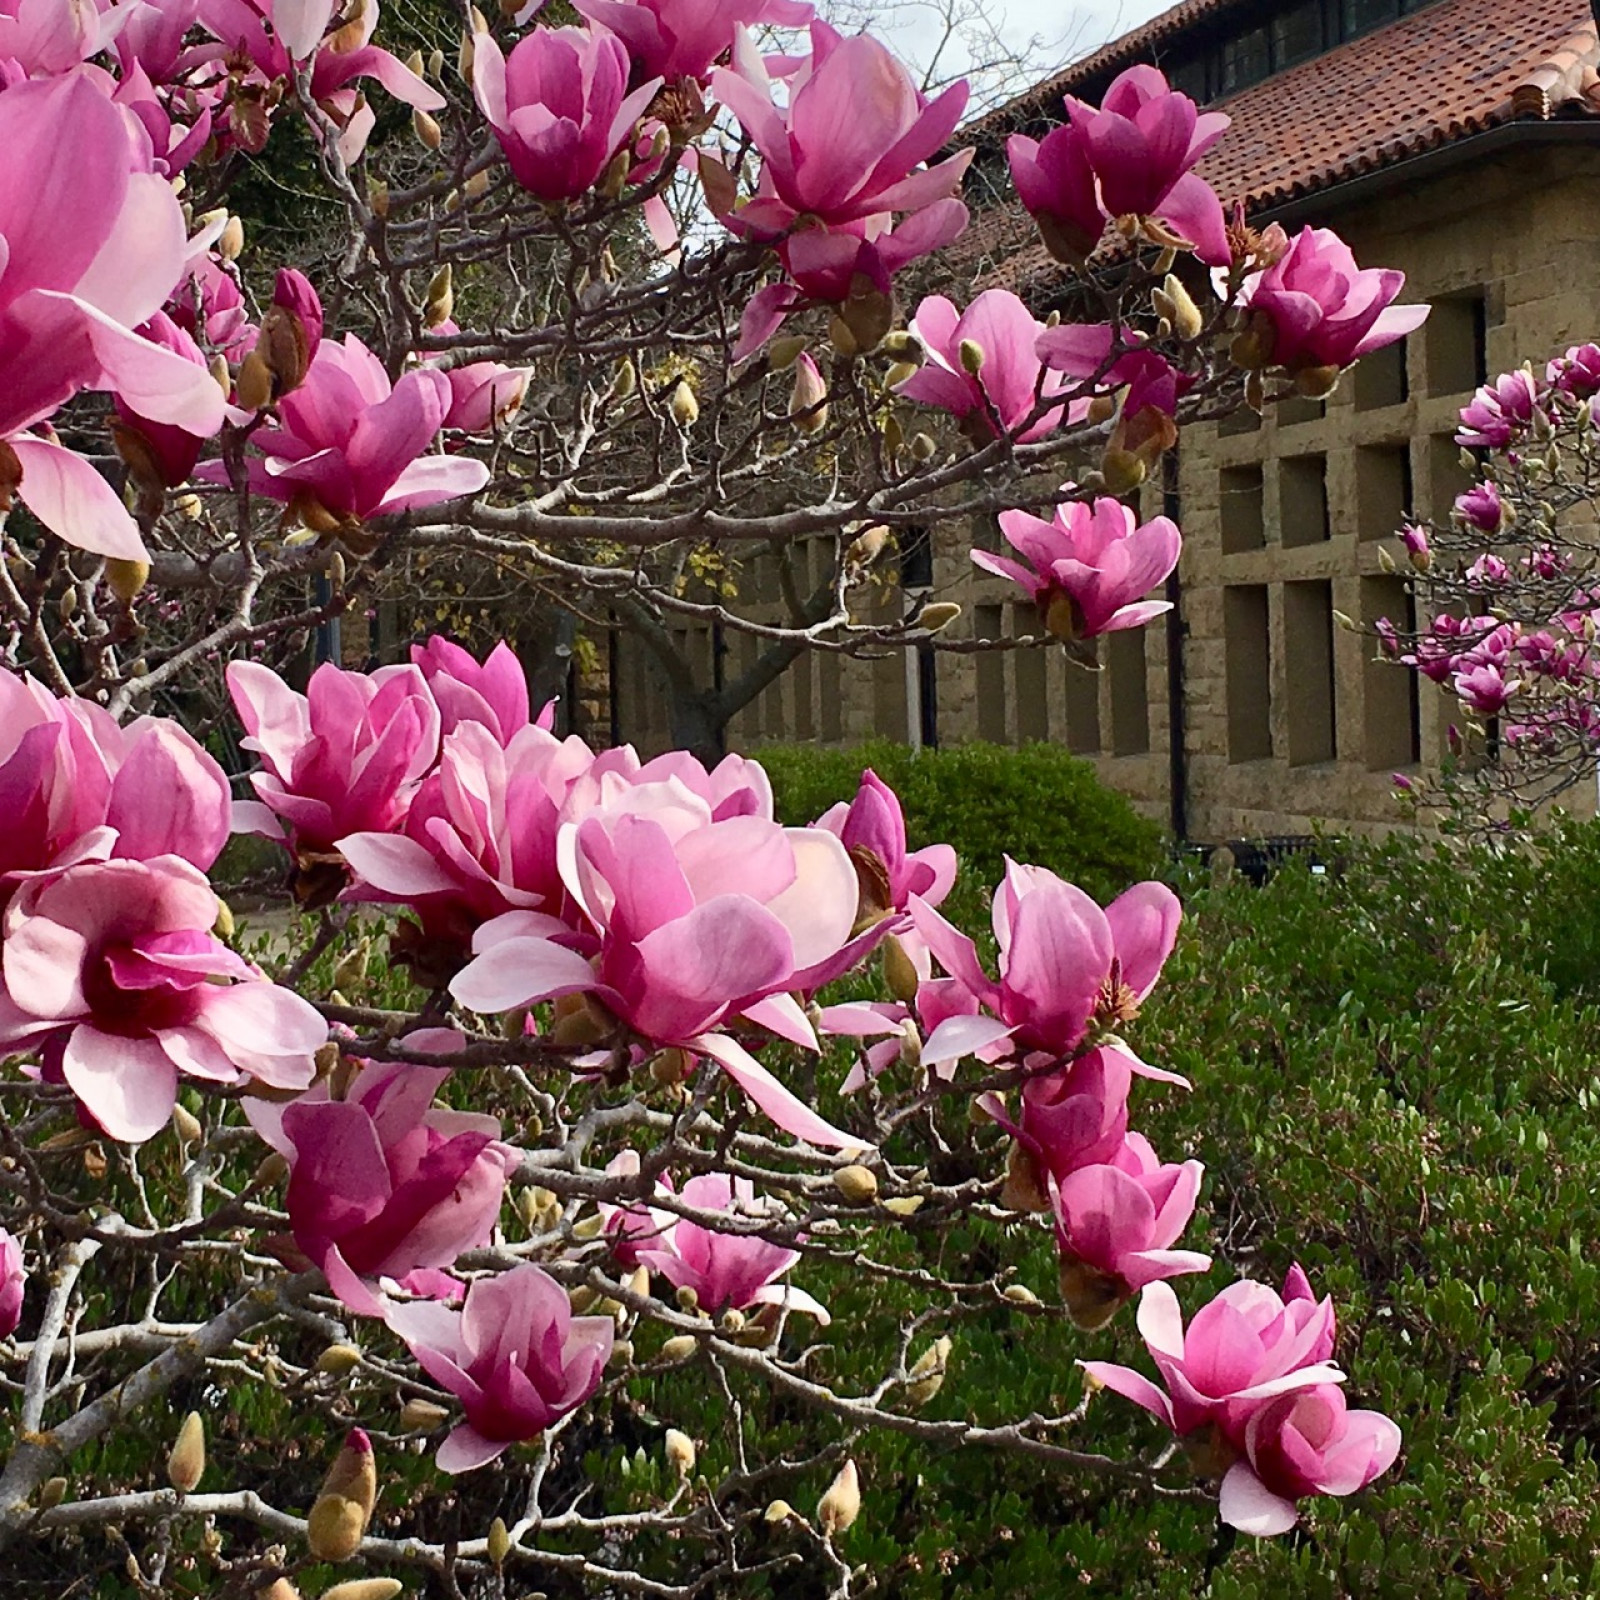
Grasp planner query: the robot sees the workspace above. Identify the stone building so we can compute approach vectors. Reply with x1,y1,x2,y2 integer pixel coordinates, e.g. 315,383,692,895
610,0,1600,843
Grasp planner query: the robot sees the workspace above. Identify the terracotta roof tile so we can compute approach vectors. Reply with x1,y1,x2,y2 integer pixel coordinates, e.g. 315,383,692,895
957,0,1600,297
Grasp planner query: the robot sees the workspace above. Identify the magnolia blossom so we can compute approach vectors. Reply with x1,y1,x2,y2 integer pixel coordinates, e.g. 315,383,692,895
0,856,324,1142
203,333,489,527
385,1264,613,1472
814,768,955,928
245,1040,520,1316
0,73,226,560
1454,661,1520,715
897,292,1075,441
112,311,213,492
0,1228,22,1339
450,779,867,1146
1236,227,1428,377
1548,343,1600,398
472,24,661,203
437,355,532,435
911,867,1181,1071
574,0,812,82
1083,1270,1399,1536
411,636,535,743
1007,65,1230,265
227,660,442,894
635,1173,829,1323
712,22,970,236
974,495,1182,642
1052,1138,1209,1328
1456,368,1542,449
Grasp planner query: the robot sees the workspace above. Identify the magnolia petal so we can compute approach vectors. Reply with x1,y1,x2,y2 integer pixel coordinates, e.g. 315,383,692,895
691,1030,869,1150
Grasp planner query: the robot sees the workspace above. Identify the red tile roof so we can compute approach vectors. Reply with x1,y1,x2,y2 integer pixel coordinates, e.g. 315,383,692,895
959,0,1600,296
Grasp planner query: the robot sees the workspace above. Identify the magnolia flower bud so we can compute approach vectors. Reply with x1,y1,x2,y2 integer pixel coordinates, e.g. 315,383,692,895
660,1334,699,1363
832,1164,878,1204
369,177,390,218
664,1428,696,1477
1099,447,1147,495
883,360,919,389
880,331,924,363
413,108,442,150
917,602,962,634
904,1336,952,1407
427,46,444,77
57,588,76,622
457,28,475,80
881,934,921,1003
1156,274,1203,340
253,1150,289,1188
767,335,806,370
608,1337,634,1369
571,1212,607,1241
896,1020,921,1073
882,1195,923,1217
788,353,828,434
316,1343,363,1376
958,338,985,376
218,215,245,262
104,558,150,602
610,357,637,399
321,1583,402,1600
399,1398,449,1432
1002,1283,1041,1306
764,1499,796,1524
306,1428,376,1562
910,432,937,461
236,348,274,412
39,1478,67,1510
828,315,860,357
718,1307,745,1334
167,1412,206,1494
668,380,699,428
817,1460,861,1537
423,264,453,330
170,1101,203,1148
844,524,889,572
487,1516,511,1566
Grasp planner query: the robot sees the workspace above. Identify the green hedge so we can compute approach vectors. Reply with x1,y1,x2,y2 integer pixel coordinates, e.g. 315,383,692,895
757,740,1167,925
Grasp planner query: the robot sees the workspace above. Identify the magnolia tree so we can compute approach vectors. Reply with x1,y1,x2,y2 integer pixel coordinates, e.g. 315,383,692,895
0,2,1423,1593
1377,348,1600,827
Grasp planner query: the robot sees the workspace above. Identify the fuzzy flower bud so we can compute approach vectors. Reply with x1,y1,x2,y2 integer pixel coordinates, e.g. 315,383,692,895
664,1428,696,1477
668,380,699,428
306,1428,377,1562
904,1336,953,1407
817,1460,861,1537
788,352,829,434
167,1412,206,1494
832,1164,879,1204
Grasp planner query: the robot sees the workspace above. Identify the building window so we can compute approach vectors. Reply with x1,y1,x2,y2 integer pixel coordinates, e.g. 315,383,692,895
1225,585,1272,761
1220,464,1266,552
1360,577,1420,768
1279,455,1329,547
1271,0,1323,65
1168,56,1208,101
1423,292,1487,396
1342,0,1398,36
1063,648,1101,754
1108,630,1150,755
1428,434,1474,521
975,604,1006,742
1356,444,1412,540
1220,24,1269,92
1353,339,1407,410
1276,394,1324,428
1218,405,1261,437
1284,581,1336,765
1012,606,1050,742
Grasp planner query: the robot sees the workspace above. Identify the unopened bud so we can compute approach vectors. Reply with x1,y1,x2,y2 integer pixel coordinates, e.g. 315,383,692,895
881,934,921,1004
457,28,474,79
660,1334,698,1363
487,1516,511,1566
832,1164,878,1204
321,1583,402,1600
880,331,924,363
1332,609,1355,632
910,431,937,461
768,335,806,370
57,588,76,622
39,1478,67,1510
958,338,985,377
882,1194,923,1217
610,357,637,399
167,1412,206,1494
369,177,389,219
1099,446,1147,495
668,379,699,427
106,558,152,602
171,1101,203,1148
718,1307,745,1334
896,1020,921,1073
903,1336,952,1407
236,348,273,411
426,45,444,77
845,523,889,571
1085,393,1116,425
1001,1283,1041,1306
571,1211,607,1241
764,1499,796,1524
607,1337,634,1369
316,1343,362,1376
1377,545,1396,573
412,108,442,150
664,1428,696,1476
306,1428,376,1562
788,353,828,434
1158,274,1203,340
256,1581,301,1600
917,602,961,634
423,264,453,329
883,360,919,389
253,1150,289,1188
817,1460,861,1537
399,1398,449,1432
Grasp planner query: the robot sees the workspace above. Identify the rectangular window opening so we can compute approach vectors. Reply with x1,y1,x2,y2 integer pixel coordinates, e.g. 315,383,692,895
1220,463,1266,552
1012,604,1050,743
1107,630,1150,756
1063,644,1102,754
975,603,1007,743
1360,577,1421,769
1353,338,1408,410
1423,292,1488,396
1284,581,1337,766
1279,455,1330,547
1356,444,1413,541
1225,585,1272,762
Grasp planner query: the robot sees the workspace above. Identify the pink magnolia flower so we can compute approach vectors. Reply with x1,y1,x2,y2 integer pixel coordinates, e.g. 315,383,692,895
1454,662,1519,715
897,292,1075,442
1052,1137,1209,1327
385,1264,613,1472
0,856,324,1142
974,495,1181,641
0,0,124,75
911,866,1181,1071
1464,552,1510,590
203,334,489,525
635,1172,828,1323
245,1038,520,1317
0,674,230,890
814,768,955,926
227,660,442,885
574,0,812,82
0,1228,22,1339
1237,227,1428,377
113,311,214,491
471,24,661,204
0,73,226,560
1222,1382,1402,1536
1456,368,1542,450
1548,343,1600,399
438,356,531,435
113,0,203,83
110,61,215,179
598,1149,677,1267
1397,522,1431,571
712,22,971,237
450,780,866,1147
1007,64,1231,265
411,636,534,743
